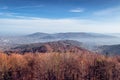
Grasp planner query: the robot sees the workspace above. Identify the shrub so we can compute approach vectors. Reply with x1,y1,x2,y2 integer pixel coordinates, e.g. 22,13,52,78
0,52,119,80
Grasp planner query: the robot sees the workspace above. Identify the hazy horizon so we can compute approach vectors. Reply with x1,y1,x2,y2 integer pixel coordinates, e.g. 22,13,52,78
1,31,120,36
0,0,120,34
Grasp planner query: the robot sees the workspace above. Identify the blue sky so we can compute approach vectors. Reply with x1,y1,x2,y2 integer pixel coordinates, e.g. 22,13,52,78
0,0,120,34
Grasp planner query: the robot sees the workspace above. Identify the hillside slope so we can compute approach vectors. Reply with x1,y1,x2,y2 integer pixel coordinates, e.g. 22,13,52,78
5,40,90,54
96,44,120,55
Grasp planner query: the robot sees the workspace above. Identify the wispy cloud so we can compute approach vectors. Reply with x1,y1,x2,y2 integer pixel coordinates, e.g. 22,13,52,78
12,5,44,10
0,5,43,10
0,17,120,33
0,12,17,17
94,6,120,16
69,8,84,13
0,12,43,19
0,18,95,33
0,6,8,10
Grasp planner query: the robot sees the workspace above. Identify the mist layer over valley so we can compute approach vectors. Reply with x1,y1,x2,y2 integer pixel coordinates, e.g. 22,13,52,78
0,32,120,55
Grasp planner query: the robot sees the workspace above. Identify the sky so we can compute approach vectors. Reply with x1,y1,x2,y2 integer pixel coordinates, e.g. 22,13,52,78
0,0,120,34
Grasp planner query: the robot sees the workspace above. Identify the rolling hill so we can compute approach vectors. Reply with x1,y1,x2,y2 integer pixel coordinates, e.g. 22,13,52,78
5,40,91,54
96,44,120,55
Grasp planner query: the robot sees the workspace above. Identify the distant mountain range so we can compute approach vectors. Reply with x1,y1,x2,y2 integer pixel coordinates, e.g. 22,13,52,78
5,40,91,54
4,39,120,55
27,32,116,39
0,32,119,55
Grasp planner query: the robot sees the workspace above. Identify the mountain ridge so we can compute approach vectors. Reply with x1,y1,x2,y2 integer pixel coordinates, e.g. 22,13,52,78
27,32,116,39
95,44,120,55
4,40,91,54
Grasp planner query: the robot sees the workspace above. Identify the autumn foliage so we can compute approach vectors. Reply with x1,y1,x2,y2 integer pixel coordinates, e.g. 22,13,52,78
0,52,120,80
